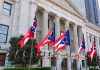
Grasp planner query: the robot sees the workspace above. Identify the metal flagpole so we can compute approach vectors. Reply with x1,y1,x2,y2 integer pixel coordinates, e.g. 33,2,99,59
69,46,72,70
29,38,34,70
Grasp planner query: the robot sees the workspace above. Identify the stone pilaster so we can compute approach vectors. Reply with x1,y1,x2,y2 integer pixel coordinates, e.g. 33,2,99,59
12,0,20,37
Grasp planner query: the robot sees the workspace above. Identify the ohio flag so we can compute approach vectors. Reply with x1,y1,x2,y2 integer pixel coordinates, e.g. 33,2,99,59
36,24,55,54
52,30,70,53
19,16,37,48
77,34,85,56
88,38,96,62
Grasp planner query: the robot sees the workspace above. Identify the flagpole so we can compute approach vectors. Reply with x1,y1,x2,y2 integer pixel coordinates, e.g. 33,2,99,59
69,46,72,70
29,38,34,70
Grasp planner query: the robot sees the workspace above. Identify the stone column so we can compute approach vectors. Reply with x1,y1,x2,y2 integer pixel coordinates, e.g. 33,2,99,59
78,26,82,46
55,15,60,70
86,32,90,51
42,10,49,67
55,15,60,39
96,37,99,56
64,21,71,70
42,10,49,39
73,24,79,70
65,20,69,31
12,0,20,37
73,24,78,53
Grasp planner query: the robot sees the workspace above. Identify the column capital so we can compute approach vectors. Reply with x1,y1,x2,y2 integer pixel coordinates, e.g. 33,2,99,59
55,15,61,18
65,20,70,31
43,10,49,13
73,23,78,27
65,20,70,24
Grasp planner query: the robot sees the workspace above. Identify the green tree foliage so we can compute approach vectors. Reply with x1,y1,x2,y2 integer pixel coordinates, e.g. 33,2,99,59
8,35,40,66
86,52,97,67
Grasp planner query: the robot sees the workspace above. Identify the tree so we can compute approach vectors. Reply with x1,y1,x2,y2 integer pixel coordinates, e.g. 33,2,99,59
8,35,40,67
86,52,97,67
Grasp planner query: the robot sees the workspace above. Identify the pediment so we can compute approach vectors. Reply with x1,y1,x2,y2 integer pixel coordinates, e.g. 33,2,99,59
49,0,86,20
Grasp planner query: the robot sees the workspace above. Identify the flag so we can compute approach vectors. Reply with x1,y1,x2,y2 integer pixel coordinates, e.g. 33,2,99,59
53,30,70,53
77,34,85,57
60,31,65,36
19,16,37,48
36,24,55,54
88,38,96,61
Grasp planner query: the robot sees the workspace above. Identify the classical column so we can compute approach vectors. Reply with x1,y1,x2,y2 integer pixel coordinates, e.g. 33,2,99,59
73,24,79,70
64,21,71,70
73,24,78,53
86,32,90,51
42,10,49,39
55,15,60,39
78,26,82,46
54,15,60,70
42,10,49,67
96,37,99,56
65,20,69,31
12,0,20,37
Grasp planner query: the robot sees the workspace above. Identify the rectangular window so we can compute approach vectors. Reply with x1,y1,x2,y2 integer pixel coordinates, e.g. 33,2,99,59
89,35,92,43
2,1,12,16
82,60,85,67
0,53,6,66
51,57,56,66
0,24,9,43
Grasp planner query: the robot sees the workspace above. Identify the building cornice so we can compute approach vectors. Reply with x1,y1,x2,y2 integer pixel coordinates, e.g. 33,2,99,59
48,0,86,21
85,21,100,32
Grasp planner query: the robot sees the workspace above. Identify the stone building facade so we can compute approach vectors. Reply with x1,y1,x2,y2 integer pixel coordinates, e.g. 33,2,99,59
0,0,100,70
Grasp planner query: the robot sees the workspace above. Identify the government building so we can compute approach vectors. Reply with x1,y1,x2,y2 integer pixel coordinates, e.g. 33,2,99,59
0,0,100,70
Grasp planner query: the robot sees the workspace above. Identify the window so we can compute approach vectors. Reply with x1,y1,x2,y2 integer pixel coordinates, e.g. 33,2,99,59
51,57,56,66
89,35,92,42
82,60,85,67
0,53,6,66
0,24,9,43
2,1,12,16
73,59,77,69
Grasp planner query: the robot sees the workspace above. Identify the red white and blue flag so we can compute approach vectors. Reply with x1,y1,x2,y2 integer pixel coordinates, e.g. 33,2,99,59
52,30,70,53
19,16,37,48
88,38,96,62
36,24,55,54
77,34,85,56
